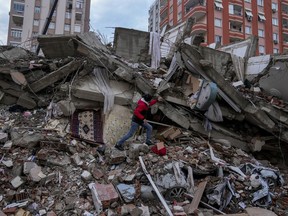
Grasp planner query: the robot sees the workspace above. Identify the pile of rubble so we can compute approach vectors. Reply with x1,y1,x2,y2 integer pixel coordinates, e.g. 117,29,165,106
1,28,288,215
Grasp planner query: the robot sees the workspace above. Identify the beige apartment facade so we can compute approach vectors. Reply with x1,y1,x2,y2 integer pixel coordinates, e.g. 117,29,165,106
7,0,91,52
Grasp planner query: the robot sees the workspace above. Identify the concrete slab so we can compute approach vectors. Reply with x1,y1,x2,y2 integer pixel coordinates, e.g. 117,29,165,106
259,61,288,101
72,76,133,105
113,27,150,63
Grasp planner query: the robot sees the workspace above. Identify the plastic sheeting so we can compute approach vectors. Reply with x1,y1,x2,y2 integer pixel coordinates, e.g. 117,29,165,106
92,67,114,114
149,32,161,69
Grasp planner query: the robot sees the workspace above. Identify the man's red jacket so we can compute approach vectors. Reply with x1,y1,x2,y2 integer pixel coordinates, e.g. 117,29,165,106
132,98,158,125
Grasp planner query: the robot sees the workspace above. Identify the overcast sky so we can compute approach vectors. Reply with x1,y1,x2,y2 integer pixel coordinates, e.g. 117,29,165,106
0,0,154,45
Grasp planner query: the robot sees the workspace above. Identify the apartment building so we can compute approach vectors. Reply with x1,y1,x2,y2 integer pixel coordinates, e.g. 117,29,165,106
149,1,161,33
7,0,91,52
149,0,288,55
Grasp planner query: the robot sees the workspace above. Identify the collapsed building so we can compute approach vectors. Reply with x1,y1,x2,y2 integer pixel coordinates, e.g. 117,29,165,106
0,25,288,215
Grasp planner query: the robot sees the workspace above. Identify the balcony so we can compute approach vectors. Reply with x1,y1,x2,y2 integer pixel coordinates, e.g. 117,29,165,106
229,0,242,6
191,23,207,35
229,5,243,23
160,17,169,28
229,22,244,40
283,19,288,33
160,0,168,15
12,15,24,26
282,3,288,18
185,0,206,20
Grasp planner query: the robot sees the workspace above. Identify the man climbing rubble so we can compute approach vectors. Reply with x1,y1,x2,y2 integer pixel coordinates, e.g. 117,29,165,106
115,94,163,151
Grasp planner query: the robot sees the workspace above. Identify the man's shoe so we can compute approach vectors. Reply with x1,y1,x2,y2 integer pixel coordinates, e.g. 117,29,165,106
146,140,154,146
115,144,125,151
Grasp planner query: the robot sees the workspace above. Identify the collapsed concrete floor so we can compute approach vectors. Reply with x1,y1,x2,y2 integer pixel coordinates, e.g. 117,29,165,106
1,31,288,215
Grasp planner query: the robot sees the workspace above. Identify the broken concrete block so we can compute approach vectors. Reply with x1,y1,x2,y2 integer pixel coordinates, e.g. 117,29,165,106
73,77,133,105
117,184,135,203
17,94,36,109
29,165,46,182
3,140,13,149
0,132,8,143
128,143,149,160
250,137,265,152
164,95,188,107
71,153,83,166
39,209,46,216
2,159,13,168
23,162,38,175
81,170,92,181
13,132,43,148
57,100,76,116
120,204,137,215
91,167,104,180
47,211,57,216
94,183,119,209
108,148,126,164
11,176,24,188
30,60,82,93
245,207,277,216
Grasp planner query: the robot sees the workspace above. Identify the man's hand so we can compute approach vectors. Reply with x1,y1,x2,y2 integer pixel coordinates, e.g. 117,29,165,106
157,96,164,102
143,119,148,124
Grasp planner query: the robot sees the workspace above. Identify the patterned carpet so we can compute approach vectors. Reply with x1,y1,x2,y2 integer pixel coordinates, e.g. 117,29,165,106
71,110,104,145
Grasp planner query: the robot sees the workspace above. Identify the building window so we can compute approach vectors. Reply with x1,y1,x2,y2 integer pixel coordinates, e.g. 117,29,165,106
32,31,38,38
67,0,73,9
214,1,223,11
273,33,279,44
245,26,251,34
33,19,39,26
76,0,84,9
245,10,253,21
49,22,55,29
75,13,82,21
64,24,70,31
74,24,81,32
258,29,264,37
11,29,22,38
177,12,182,21
34,6,40,14
273,48,279,54
215,35,222,44
229,4,242,16
259,45,265,54
177,0,182,5
245,0,251,2
272,3,277,12
258,13,266,22
65,12,71,19
215,18,222,27
272,18,278,26
13,3,25,13
257,0,264,6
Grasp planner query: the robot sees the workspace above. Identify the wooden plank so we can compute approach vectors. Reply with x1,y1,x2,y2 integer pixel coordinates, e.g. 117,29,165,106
168,129,181,140
187,181,207,214
161,128,175,138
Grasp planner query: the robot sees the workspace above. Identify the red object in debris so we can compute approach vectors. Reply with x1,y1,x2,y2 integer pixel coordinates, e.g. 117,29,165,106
151,142,167,156
94,183,119,208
